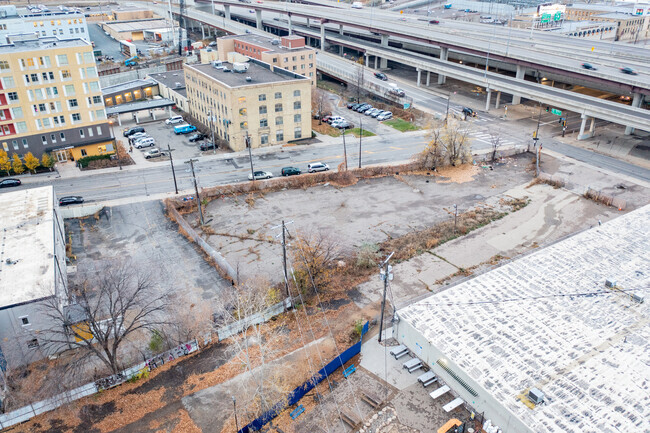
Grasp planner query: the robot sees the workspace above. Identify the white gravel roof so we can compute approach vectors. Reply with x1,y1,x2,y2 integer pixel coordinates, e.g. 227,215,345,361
399,205,650,433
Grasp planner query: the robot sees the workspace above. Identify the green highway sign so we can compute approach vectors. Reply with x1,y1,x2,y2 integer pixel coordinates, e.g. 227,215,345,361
551,108,562,116
541,13,551,23
554,11,562,21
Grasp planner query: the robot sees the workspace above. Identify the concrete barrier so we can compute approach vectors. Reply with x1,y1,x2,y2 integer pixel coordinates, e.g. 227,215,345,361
59,204,105,219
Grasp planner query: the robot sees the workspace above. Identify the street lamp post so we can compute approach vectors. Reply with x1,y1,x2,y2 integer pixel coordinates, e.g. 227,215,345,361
341,127,348,170
167,143,178,194
232,396,239,432
208,111,216,155
358,117,362,168
246,132,255,181
109,120,121,171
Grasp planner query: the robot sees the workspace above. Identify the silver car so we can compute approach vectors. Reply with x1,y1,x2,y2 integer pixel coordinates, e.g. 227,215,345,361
308,162,330,173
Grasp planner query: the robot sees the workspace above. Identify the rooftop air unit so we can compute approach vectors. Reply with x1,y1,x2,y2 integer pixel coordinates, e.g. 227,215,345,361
271,38,280,45
245,76,252,82
528,388,545,405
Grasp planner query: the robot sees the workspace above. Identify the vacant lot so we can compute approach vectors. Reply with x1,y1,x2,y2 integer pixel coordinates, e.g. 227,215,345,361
198,155,533,284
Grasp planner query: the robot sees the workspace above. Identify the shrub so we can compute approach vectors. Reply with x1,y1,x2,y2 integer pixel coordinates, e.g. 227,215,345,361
356,243,380,268
77,154,112,169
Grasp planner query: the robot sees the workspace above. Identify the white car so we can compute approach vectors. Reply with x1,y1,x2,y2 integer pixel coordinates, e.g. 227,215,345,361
143,148,166,159
128,132,149,142
308,162,329,173
134,137,155,148
248,170,273,180
165,115,184,125
377,111,393,121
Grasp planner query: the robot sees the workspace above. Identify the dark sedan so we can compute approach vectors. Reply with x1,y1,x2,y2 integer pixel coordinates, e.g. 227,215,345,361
188,133,206,142
374,72,387,81
0,178,21,188
620,67,638,75
59,196,84,206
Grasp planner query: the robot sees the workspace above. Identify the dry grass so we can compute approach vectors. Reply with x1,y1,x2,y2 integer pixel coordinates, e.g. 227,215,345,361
528,175,565,189
312,118,339,137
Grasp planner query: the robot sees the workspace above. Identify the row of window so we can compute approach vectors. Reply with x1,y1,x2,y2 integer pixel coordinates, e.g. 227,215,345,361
255,101,301,115
240,114,302,129
1,81,100,104
253,127,301,145
257,90,302,101
22,66,97,85
1,125,103,152
32,27,85,38
19,52,94,70
33,18,84,26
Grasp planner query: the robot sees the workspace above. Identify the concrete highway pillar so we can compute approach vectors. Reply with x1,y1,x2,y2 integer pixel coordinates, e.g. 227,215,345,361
152,110,156,121
438,47,448,85
339,45,344,55
224,5,230,20
374,56,378,69
307,18,310,28
589,117,595,135
379,35,389,68
426,71,430,86
339,24,344,35
495,91,501,109
416,68,421,87
485,88,492,111
117,116,122,126
201,25,205,39
168,106,172,117
624,92,644,135
365,54,369,66
134,112,139,124
320,23,326,50
512,65,525,105
381,34,389,47
577,114,595,140
256,10,262,29
288,15,293,35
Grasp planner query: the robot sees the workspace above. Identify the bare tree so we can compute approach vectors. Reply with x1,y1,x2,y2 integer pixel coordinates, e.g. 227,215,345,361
417,118,472,168
311,88,334,125
291,230,341,296
353,63,365,104
489,131,502,162
39,261,169,375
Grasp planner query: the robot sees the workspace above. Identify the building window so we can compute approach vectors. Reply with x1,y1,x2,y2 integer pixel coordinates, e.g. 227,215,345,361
261,134,268,145
294,90,301,97
259,105,267,114
61,70,71,80
72,113,81,122
20,316,30,326
260,119,268,128
275,92,282,99
275,116,283,125
28,339,39,348
276,130,284,141
56,54,68,66
60,132,65,141
294,127,301,139
240,121,248,129
41,135,47,145
7,92,18,102
16,122,27,133
88,128,94,137
294,101,301,110
50,134,56,143
79,128,84,137
275,103,283,112
81,149,87,156
294,114,301,123
68,99,78,108
0,60,9,70
258,94,266,101
239,108,247,116
12,141,19,150
97,126,102,135
238,97,246,103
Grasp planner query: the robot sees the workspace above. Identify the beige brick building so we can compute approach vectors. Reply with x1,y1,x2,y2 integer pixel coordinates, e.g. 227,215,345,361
184,59,311,151
217,34,316,86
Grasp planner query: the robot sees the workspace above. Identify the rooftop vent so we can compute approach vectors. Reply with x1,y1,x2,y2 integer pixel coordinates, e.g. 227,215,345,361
528,388,545,405
245,76,252,82
174,82,181,87
271,38,280,45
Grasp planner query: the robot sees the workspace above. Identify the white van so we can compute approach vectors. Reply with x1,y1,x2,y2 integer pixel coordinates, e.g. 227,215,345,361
165,115,184,125
134,137,155,148
352,2,363,8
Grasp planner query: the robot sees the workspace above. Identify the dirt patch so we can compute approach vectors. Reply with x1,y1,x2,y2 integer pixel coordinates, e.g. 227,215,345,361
73,401,116,433
109,401,184,433
435,164,480,183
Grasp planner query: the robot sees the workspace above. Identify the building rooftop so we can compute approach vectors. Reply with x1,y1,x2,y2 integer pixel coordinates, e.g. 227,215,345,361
148,72,186,91
567,3,635,13
595,12,642,20
186,59,308,88
398,205,650,433
103,19,172,33
0,186,57,309
0,36,90,54
222,33,312,53
101,78,158,96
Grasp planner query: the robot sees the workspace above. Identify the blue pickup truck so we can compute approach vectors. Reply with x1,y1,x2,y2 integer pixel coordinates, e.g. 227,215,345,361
174,124,197,135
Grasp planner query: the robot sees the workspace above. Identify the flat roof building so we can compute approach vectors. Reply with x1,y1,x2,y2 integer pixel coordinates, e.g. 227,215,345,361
0,5,89,44
148,72,188,112
184,59,311,151
0,186,67,369
395,205,650,433
217,34,316,85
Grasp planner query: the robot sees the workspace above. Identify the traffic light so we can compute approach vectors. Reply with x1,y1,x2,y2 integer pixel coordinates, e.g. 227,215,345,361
546,106,550,112
533,130,537,139
563,120,567,127
558,117,563,124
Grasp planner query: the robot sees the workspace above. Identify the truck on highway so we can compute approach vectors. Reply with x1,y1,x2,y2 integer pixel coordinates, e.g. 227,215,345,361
351,2,363,8
125,56,138,66
444,4,452,8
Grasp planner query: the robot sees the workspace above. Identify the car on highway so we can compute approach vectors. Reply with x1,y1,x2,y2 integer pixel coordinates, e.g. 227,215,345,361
59,196,84,206
199,142,218,151
374,72,387,81
462,107,477,117
429,20,440,24
281,166,301,176
581,62,597,70
188,133,206,142
134,137,155,148
377,111,393,121
0,178,21,188
165,115,184,125
620,67,638,75
388,88,406,97
143,148,166,159
248,170,273,180
123,126,145,137
308,162,329,173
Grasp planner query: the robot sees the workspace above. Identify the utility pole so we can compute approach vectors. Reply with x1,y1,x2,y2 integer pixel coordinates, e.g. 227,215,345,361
536,143,541,177
445,93,450,125
167,143,178,194
358,118,362,168
185,158,204,225
246,132,255,181
232,396,239,432
341,128,348,170
378,252,394,343
273,220,294,310
454,204,458,232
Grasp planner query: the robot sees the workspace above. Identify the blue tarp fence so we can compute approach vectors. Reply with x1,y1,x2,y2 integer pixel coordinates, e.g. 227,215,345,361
239,320,369,433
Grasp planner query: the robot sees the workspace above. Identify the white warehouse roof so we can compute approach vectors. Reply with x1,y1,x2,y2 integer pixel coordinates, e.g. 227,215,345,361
398,205,650,433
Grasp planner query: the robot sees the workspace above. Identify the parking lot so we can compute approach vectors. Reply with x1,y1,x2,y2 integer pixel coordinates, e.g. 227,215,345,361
327,102,400,136
114,111,230,165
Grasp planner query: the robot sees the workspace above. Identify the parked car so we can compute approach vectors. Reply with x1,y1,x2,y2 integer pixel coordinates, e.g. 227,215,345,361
174,124,197,135
374,72,387,80
59,196,84,206
334,121,354,129
377,111,393,121
371,109,385,118
349,103,361,110
313,111,331,120
322,115,333,124
188,133,206,142
357,105,373,113
165,115,184,125
620,67,638,75
281,166,301,176
308,162,329,173
199,142,218,151
134,137,155,148
346,102,358,109
123,126,144,137
366,108,381,116
144,148,166,159
327,116,345,124
581,62,597,70
462,107,477,117
0,178,21,188
248,170,273,180
128,132,149,143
